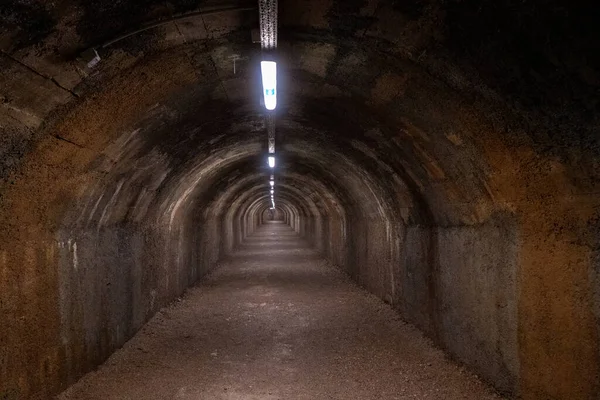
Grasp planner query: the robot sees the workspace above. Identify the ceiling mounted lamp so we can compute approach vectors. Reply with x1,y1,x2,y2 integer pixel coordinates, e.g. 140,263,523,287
268,156,275,168
261,61,277,111
270,180,274,187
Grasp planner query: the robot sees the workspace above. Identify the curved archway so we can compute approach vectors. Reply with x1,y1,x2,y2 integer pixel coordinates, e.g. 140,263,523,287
1,1,599,398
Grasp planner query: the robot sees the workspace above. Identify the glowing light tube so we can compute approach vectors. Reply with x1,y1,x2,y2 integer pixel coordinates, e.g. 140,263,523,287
270,180,274,187
261,61,277,110
268,156,275,168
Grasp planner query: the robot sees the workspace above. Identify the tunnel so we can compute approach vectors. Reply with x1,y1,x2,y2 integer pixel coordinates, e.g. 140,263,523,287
0,0,599,399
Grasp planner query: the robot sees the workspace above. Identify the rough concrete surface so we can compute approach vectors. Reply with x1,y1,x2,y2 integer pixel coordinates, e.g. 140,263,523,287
58,223,501,400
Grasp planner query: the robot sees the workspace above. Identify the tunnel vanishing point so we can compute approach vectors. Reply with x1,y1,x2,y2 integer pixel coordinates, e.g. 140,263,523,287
1,0,599,399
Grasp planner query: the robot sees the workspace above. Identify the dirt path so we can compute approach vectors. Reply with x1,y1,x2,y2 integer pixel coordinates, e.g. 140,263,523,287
58,222,502,400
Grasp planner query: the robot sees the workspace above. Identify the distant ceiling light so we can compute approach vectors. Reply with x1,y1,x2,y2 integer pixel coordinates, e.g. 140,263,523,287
270,180,274,187
270,189,274,194
268,156,275,168
261,61,277,111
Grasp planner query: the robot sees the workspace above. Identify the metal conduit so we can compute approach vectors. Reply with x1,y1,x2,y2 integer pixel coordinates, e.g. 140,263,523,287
258,0,278,209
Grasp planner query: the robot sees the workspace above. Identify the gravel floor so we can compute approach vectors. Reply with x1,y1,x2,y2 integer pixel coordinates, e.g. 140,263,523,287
58,222,502,400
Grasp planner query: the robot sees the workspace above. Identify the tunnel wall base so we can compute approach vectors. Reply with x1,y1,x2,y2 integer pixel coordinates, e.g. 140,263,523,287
315,214,520,396
0,216,223,399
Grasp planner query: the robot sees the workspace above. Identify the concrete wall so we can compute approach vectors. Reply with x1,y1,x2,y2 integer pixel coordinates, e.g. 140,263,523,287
312,213,522,397
0,216,224,398
435,218,520,394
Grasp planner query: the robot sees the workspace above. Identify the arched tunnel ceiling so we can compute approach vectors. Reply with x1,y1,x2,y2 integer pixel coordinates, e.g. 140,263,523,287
1,1,600,399
2,0,599,210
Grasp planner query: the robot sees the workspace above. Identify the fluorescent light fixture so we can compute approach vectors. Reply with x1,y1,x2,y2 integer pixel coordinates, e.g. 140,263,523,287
270,180,274,187
270,189,274,194
268,156,275,168
261,61,277,110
